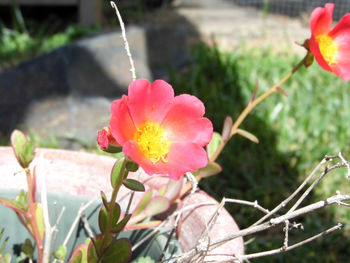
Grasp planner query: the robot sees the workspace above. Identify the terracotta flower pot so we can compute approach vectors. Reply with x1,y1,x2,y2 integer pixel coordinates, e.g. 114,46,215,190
0,147,244,261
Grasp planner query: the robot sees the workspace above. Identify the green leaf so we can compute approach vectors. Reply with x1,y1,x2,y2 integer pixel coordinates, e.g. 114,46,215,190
157,185,167,196
304,51,314,67
4,253,11,263
102,238,131,263
144,196,170,217
125,220,162,231
123,179,145,192
236,129,259,144
35,204,45,239
163,178,183,202
104,145,122,154
15,190,27,208
98,203,120,233
69,244,88,263
0,197,28,215
87,236,102,263
206,132,222,159
98,206,108,233
53,245,67,261
100,191,108,210
0,253,11,263
126,160,139,172
111,204,121,226
134,256,155,263
110,158,125,189
221,116,233,142
196,162,222,179
21,239,34,259
71,252,82,263
112,214,131,233
10,129,35,168
134,190,152,216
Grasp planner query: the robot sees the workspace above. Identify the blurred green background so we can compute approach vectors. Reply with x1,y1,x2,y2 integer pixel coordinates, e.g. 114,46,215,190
1,1,350,262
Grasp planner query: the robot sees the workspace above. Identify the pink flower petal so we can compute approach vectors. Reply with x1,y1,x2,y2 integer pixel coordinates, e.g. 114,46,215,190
123,141,208,180
331,62,350,81
310,3,334,36
161,94,213,146
110,96,136,145
128,79,174,127
331,14,350,77
330,14,350,39
158,143,209,180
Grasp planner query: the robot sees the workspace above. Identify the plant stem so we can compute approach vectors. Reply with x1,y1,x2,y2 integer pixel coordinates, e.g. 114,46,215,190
99,158,128,260
209,53,308,163
25,168,44,263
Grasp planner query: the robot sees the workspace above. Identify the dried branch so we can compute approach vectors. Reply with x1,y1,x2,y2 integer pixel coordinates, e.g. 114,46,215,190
288,157,348,214
61,198,98,248
224,223,342,262
37,154,52,263
224,198,270,214
213,194,350,250
283,220,289,249
159,173,198,261
164,193,350,262
339,152,350,179
81,214,95,238
110,1,136,81
251,156,329,227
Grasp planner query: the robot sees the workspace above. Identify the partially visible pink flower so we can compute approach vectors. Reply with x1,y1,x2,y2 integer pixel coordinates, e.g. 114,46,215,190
308,3,350,81
109,79,213,180
97,126,120,150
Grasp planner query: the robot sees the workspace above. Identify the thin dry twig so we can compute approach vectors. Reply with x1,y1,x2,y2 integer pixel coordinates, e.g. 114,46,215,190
38,154,52,263
189,196,270,262
288,158,347,213
81,214,95,238
229,223,343,262
61,198,98,248
339,152,350,179
158,173,198,261
283,220,289,249
110,1,136,81
224,198,270,214
251,156,330,227
131,201,216,252
164,194,350,262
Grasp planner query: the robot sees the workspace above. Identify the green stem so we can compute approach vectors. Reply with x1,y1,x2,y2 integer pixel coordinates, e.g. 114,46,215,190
209,53,308,163
99,157,128,260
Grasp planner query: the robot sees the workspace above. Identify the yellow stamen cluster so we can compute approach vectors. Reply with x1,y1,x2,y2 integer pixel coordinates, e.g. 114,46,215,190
316,34,338,64
134,122,169,163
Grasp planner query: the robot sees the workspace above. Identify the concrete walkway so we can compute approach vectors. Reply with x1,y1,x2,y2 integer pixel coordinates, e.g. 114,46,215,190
147,0,311,55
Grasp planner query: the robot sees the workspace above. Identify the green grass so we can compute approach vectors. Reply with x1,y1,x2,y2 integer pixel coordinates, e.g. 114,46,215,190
169,44,350,262
0,24,99,70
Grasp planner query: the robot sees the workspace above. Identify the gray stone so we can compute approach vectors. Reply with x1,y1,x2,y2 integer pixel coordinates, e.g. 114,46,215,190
0,25,190,147
23,96,113,150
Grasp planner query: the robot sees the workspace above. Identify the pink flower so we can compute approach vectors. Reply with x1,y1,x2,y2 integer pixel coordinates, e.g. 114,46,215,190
97,126,120,150
309,3,350,81
109,79,213,180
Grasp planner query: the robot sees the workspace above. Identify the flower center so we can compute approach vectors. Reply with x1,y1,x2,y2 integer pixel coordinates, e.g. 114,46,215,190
316,34,338,64
134,122,169,163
